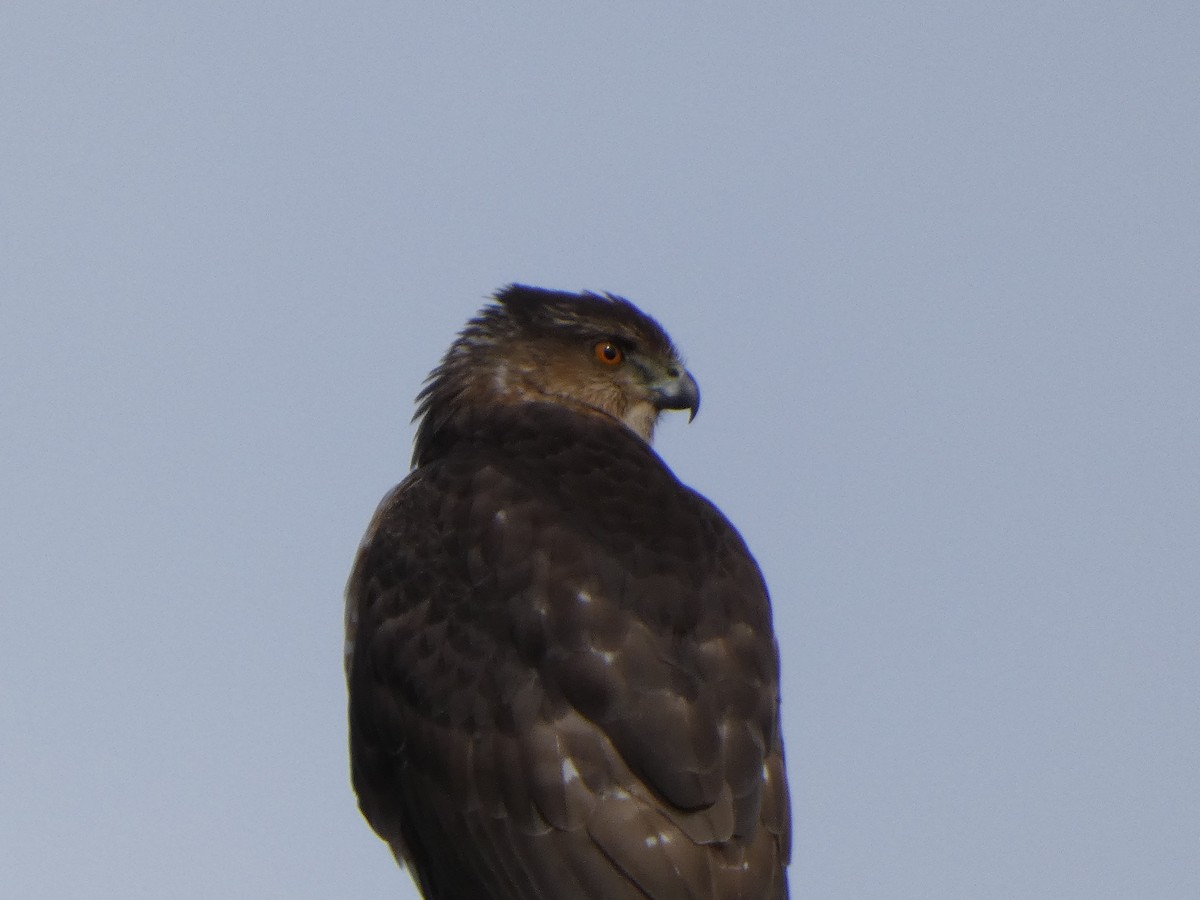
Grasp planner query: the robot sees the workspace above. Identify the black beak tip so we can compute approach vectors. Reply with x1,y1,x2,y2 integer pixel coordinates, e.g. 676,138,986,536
651,368,700,422
678,371,701,423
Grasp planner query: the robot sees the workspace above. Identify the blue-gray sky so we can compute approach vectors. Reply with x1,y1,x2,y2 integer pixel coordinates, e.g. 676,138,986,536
3,4,1198,898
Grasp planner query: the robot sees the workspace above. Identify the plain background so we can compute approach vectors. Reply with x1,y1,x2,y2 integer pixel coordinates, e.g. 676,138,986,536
3,4,1198,898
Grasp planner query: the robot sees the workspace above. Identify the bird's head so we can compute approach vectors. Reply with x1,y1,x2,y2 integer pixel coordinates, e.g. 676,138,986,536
414,285,699,456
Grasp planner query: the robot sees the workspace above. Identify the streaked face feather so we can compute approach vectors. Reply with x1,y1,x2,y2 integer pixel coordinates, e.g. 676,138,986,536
414,285,697,459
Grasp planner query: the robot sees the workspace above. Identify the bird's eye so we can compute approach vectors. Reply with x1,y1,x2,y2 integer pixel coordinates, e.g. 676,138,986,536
594,341,623,365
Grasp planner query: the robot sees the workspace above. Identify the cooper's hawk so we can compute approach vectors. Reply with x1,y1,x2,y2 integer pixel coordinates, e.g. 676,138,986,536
346,285,789,898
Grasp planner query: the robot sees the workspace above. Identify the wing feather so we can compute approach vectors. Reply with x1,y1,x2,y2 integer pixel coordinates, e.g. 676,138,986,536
347,404,789,898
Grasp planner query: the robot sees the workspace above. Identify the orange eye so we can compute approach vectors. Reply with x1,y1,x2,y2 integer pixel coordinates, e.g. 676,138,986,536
594,341,623,365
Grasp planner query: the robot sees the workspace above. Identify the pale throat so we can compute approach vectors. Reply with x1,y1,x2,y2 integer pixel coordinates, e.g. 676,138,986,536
619,401,659,444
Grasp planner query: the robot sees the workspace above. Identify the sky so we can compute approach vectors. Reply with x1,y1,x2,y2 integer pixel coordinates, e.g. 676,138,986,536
2,3,1198,898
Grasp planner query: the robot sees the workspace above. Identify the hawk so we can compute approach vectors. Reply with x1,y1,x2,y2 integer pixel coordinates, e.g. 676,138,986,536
345,285,790,899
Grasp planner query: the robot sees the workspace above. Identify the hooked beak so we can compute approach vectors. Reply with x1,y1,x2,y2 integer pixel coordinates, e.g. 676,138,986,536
651,367,701,422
